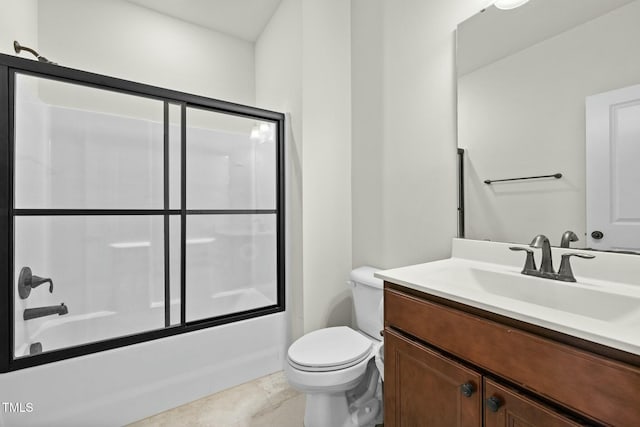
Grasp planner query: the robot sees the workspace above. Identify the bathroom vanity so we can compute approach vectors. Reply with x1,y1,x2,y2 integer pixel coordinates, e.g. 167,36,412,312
377,239,640,426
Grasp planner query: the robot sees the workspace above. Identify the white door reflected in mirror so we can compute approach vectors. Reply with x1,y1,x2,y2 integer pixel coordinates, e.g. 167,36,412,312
586,83,640,253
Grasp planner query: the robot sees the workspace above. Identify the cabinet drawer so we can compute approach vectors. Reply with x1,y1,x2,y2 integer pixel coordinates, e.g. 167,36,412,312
385,287,640,426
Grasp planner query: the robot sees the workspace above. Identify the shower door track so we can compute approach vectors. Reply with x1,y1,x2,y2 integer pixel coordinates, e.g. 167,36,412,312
0,53,286,373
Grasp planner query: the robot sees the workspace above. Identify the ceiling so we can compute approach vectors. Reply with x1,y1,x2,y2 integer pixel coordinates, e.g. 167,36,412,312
126,0,283,42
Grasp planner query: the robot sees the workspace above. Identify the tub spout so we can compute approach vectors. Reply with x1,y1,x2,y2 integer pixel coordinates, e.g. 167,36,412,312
24,303,68,321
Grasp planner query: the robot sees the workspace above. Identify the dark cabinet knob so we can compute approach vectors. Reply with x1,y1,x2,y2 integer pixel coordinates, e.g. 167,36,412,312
460,382,475,397
486,396,502,412
591,230,604,240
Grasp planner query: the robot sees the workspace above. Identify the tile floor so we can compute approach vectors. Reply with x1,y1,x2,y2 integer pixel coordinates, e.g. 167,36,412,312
128,371,305,427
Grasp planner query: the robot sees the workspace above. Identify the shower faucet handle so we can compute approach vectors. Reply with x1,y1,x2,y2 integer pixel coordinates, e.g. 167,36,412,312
18,267,54,299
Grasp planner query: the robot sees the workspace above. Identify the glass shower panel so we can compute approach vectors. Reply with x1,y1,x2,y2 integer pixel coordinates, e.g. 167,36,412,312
186,107,277,210
185,214,277,322
14,216,166,358
14,73,164,209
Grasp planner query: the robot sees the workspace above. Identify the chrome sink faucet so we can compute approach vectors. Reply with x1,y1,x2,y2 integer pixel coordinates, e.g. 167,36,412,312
510,234,595,282
530,235,554,275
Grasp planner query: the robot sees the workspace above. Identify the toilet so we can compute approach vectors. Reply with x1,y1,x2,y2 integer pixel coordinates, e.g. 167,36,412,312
285,266,384,427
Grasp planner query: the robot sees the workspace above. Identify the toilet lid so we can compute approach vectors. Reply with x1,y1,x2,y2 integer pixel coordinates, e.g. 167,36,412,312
288,326,373,372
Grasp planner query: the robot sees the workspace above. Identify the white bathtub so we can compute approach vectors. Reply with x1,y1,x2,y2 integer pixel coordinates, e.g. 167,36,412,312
3,288,287,427
15,287,276,358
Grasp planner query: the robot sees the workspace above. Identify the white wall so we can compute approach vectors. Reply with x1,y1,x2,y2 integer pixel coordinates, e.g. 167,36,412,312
0,0,38,56
351,0,384,269
459,1,640,246
301,0,352,332
256,0,352,336
38,0,255,105
257,0,492,336
255,0,304,340
351,0,487,269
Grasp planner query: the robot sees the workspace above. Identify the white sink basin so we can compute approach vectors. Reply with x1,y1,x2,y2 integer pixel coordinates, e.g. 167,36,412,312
425,265,639,322
375,239,640,355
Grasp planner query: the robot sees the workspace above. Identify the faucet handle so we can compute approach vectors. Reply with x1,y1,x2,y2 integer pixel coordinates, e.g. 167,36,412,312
18,267,54,299
558,252,595,282
509,247,537,273
31,275,54,293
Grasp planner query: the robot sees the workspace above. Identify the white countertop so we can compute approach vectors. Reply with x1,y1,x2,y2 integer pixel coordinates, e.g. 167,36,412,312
375,239,640,356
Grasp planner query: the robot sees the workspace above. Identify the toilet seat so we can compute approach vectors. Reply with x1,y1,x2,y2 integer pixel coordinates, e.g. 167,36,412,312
287,326,373,372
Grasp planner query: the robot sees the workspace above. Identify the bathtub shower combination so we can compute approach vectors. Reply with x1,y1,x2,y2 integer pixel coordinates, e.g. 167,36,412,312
0,53,285,372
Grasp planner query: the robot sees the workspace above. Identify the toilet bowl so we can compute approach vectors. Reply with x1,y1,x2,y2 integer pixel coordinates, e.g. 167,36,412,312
286,326,376,392
285,267,384,427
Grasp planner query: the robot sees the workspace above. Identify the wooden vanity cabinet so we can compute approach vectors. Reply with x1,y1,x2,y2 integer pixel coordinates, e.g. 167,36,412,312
385,329,580,427
384,284,640,427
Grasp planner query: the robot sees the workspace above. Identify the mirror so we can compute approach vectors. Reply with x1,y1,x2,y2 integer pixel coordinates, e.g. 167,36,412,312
457,0,640,252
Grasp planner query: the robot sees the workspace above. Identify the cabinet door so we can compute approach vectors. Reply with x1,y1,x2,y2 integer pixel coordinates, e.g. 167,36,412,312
385,328,482,427
484,379,583,427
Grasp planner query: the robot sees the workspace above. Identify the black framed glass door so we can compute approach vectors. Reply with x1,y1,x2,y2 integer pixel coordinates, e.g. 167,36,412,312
0,53,285,372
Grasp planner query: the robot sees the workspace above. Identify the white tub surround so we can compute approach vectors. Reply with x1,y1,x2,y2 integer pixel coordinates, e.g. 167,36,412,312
376,238,640,355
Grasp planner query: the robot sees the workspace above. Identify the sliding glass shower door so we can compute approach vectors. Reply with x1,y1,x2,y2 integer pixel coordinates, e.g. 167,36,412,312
3,61,284,371
185,107,278,322
13,74,173,358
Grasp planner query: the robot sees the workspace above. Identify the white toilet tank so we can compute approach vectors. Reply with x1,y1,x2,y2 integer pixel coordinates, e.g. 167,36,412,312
349,266,384,340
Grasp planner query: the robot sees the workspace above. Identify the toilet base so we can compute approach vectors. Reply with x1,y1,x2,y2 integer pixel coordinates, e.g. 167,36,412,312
304,392,350,427
302,359,383,427
303,393,381,427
